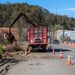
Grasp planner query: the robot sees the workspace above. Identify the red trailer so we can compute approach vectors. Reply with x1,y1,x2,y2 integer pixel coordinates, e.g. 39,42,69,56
28,26,48,51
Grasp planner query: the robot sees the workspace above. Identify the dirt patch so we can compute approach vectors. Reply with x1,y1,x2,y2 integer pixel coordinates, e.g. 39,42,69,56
2,51,26,61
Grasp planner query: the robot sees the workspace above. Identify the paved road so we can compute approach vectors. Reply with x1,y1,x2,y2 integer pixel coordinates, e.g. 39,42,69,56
6,44,75,75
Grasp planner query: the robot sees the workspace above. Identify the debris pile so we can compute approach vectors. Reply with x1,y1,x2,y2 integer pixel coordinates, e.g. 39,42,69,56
2,42,23,52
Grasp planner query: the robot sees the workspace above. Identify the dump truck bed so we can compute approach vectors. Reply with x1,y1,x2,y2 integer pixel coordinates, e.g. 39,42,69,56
28,26,48,45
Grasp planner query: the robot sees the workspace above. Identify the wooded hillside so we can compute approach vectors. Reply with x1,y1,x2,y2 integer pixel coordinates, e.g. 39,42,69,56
0,2,75,30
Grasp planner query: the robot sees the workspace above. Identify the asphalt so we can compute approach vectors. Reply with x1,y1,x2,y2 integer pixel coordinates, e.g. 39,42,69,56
6,43,75,75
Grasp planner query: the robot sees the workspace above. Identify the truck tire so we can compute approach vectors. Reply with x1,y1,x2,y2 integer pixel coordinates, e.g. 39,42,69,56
43,46,46,52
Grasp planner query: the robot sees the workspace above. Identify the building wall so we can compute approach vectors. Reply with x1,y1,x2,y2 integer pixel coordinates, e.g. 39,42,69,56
56,30,75,41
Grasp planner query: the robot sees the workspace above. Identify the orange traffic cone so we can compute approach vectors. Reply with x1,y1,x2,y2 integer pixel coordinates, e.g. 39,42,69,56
48,46,49,50
28,49,30,54
50,46,52,51
46,46,50,50
67,54,72,65
24,50,27,56
60,50,63,59
52,49,55,54
46,46,48,49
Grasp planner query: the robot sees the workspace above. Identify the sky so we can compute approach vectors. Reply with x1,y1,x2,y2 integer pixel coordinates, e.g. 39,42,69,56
0,0,75,18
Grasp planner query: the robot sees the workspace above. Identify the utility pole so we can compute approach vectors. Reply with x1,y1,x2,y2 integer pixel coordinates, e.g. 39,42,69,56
56,8,57,39
62,19,66,43
63,26,64,43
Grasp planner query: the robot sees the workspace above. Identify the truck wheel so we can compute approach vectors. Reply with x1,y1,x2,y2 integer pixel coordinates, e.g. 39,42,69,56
43,46,46,52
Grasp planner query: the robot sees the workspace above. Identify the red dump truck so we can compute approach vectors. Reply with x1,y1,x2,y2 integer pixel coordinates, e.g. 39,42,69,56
28,26,48,51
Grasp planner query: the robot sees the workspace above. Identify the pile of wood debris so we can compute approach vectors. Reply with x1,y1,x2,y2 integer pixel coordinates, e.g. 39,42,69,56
2,42,23,52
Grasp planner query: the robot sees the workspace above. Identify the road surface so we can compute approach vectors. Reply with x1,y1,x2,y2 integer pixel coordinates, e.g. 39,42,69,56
6,44,75,75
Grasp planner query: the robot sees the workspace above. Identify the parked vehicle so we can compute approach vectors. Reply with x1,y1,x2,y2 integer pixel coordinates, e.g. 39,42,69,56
49,38,59,44
53,39,59,44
